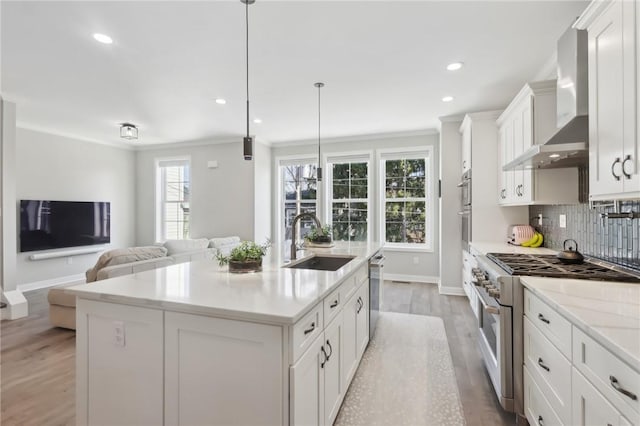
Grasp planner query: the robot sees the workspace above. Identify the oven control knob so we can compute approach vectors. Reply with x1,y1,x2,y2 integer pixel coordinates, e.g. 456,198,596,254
474,273,487,281
488,288,501,298
479,280,490,288
471,268,482,275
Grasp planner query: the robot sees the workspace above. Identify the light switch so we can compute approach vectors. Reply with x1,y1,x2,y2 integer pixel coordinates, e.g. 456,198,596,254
113,321,126,347
559,214,567,228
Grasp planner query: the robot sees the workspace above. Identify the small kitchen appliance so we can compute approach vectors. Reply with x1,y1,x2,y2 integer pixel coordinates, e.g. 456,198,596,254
556,238,585,264
507,225,536,245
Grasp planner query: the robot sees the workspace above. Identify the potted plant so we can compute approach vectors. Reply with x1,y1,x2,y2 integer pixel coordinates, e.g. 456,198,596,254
216,240,271,273
304,225,333,246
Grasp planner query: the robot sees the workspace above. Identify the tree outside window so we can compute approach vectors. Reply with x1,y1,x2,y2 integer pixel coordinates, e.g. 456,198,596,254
330,161,369,242
383,157,427,245
281,163,317,242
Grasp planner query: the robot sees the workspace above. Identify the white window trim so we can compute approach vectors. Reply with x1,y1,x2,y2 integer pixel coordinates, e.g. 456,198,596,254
323,150,373,243
377,146,434,252
155,156,191,243
274,154,319,245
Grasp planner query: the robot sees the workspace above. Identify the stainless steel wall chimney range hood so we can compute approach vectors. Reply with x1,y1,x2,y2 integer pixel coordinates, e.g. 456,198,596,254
503,25,588,171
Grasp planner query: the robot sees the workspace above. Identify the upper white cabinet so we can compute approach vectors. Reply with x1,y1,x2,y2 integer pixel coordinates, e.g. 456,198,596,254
497,81,579,206
461,122,472,173
577,0,640,200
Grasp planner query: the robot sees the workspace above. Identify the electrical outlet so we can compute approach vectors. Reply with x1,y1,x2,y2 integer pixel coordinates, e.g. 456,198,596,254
412,256,419,265
537,214,543,226
113,321,126,347
559,214,567,228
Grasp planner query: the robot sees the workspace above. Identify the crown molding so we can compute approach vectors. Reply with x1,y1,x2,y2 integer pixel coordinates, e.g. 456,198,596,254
271,128,439,149
438,114,465,123
16,123,135,151
574,0,612,30
497,79,556,125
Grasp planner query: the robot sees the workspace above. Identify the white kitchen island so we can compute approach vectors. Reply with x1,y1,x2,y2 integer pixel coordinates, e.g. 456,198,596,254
67,242,382,426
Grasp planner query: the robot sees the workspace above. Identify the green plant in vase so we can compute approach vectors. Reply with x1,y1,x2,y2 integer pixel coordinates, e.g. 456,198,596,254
216,239,271,273
304,225,333,244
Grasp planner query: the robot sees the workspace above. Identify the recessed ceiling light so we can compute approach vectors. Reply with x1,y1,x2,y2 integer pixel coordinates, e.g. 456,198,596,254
549,154,561,158
253,118,262,124
446,62,463,71
215,98,227,105
442,96,454,102
93,33,113,44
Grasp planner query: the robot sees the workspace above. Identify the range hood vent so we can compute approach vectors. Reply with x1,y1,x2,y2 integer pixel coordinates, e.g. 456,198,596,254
504,25,588,171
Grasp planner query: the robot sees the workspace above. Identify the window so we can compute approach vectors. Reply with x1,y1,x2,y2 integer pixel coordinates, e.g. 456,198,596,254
380,149,432,249
327,157,370,242
279,160,318,243
156,158,190,241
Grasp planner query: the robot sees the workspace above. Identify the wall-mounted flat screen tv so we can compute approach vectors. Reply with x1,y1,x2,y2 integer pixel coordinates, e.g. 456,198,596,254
19,200,111,252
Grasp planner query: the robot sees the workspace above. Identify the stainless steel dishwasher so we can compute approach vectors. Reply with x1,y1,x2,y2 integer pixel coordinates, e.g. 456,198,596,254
368,251,384,340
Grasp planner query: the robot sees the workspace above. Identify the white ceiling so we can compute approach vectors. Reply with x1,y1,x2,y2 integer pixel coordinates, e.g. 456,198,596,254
1,1,589,147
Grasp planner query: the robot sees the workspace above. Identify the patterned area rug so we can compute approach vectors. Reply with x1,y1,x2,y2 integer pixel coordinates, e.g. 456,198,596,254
335,312,466,426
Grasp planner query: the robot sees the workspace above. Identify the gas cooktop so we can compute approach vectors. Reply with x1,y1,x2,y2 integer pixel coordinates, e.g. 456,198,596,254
486,253,640,283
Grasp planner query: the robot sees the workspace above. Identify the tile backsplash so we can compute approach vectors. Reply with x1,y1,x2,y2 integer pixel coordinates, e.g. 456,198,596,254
529,201,640,271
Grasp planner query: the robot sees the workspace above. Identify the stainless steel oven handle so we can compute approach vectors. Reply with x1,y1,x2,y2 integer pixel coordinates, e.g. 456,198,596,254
473,285,500,315
458,211,470,215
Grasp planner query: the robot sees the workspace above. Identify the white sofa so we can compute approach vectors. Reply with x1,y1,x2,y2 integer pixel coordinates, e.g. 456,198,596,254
48,237,241,329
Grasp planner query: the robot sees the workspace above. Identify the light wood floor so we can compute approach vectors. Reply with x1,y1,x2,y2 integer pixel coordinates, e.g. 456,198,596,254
1,282,515,426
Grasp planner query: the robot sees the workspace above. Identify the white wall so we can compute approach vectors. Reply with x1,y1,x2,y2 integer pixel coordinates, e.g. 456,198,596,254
438,117,463,294
1,101,17,292
15,128,137,286
271,132,440,281
136,141,259,245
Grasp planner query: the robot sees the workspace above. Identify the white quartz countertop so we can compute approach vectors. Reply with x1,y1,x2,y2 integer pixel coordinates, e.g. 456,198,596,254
521,276,640,371
66,242,383,325
470,241,557,256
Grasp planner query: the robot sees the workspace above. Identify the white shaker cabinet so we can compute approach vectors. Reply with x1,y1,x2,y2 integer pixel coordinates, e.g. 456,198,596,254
497,81,579,206
579,0,640,200
290,333,326,426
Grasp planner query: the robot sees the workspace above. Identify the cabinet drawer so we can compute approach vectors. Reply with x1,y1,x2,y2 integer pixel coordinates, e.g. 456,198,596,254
524,316,572,423
572,367,635,426
344,264,367,302
292,302,324,363
524,290,572,358
324,283,345,326
524,366,565,426
353,263,368,287
573,326,640,421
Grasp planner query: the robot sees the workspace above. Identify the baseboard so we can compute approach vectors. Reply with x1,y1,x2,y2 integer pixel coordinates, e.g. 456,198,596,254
1,290,28,320
385,274,439,284
17,273,85,293
437,279,467,296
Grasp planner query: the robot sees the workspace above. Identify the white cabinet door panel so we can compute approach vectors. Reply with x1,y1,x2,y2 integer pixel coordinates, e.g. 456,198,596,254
356,282,369,360
291,333,325,426
165,312,283,426
342,293,359,388
323,315,344,426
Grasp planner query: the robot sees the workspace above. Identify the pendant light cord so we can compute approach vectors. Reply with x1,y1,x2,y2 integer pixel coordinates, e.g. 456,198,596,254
245,0,250,138
317,84,321,164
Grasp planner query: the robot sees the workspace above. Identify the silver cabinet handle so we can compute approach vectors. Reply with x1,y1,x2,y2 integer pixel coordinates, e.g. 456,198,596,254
622,154,633,179
610,376,638,400
537,357,550,372
538,313,550,324
611,157,622,181
303,322,315,335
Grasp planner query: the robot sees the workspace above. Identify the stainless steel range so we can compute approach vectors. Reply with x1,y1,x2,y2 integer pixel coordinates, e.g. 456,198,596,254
472,253,640,424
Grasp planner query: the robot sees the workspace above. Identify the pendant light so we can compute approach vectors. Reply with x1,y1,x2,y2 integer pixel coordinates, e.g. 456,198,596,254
241,0,255,160
314,82,324,181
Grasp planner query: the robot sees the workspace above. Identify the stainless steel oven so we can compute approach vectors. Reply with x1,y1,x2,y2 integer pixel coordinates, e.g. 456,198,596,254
368,251,384,340
458,170,472,251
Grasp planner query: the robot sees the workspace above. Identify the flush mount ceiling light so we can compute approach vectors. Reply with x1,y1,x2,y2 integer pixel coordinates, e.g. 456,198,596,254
442,96,454,102
93,33,113,44
120,123,138,140
446,62,463,71
315,82,325,182
241,0,256,161
215,98,227,105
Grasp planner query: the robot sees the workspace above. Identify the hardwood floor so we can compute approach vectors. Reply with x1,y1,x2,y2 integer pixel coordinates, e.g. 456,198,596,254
1,282,515,426
382,281,516,426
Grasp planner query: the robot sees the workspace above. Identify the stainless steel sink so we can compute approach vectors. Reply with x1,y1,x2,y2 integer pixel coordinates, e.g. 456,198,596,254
285,255,356,271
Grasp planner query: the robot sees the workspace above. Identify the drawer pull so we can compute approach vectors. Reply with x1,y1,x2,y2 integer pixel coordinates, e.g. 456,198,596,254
537,357,550,372
330,300,339,309
609,375,638,401
303,322,315,335
537,415,544,426
356,297,363,314
537,313,550,324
